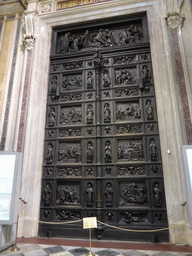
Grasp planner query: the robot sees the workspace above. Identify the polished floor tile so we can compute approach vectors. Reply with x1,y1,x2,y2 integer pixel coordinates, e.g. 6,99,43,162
1,244,192,256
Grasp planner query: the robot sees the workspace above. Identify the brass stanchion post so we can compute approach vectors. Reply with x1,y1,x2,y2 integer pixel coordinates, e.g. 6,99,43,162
85,228,98,256
11,214,20,252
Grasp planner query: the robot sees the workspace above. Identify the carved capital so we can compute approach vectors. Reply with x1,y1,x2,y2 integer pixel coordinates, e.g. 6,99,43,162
23,34,35,51
22,14,36,51
166,10,185,30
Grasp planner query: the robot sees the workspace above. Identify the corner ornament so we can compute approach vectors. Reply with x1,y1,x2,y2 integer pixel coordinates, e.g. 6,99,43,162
166,10,185,30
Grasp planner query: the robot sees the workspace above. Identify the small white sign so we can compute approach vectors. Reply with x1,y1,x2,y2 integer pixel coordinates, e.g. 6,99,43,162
83,217,97,229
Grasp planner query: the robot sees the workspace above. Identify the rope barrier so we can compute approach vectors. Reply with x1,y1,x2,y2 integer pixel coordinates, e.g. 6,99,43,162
19,215,185,233
19,215,83,225
97,220,185,233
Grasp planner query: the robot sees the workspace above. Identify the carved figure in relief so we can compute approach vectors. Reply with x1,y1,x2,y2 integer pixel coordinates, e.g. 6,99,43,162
116,69,135,85
87,167,93,176
124,25,143,44
87,71,93,89
48,130,55,137
77,30,89,49
60,107,82,124
121,211,148,224
43,210,51,219
107,212,113,220
105,183,113,207
62,75,82,90
105,167,112,175
62,61,83,70
58,167,81,177
50,76,58,93
86,104,94,124
86,141,93,163
87,128,93,135
43,183,51,205
45,143,53,164
48,108,55,126
153,183,162,207
71,35,79,52
148,124,155,132
45,167,53,176
104,103,111,123
122,212,133,223
93,51,102,69
120,183,147,206
57,186,80,205
58,32,71,53
151,166,158,174
154,212,163,222
104,141,112,163
118,166,144,176
56,210,80,221
118,141,143,161
142,65,151,83
145,100,154,120
86,183,94,207
57,25,143,54
149,139,157,161
93,29,111,47
103,70,111,87
58,143,81,163
104,126,111,134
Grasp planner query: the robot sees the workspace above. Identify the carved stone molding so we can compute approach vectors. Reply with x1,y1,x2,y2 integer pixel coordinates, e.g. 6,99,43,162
19,0,28,10
22,14,36,50
166,10,185,30
41,3,51,13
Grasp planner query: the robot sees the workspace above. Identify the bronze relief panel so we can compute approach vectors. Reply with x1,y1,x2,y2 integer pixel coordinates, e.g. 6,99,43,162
40,15,168,241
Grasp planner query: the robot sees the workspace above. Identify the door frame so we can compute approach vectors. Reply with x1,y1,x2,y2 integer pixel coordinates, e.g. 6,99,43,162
16,0,190,244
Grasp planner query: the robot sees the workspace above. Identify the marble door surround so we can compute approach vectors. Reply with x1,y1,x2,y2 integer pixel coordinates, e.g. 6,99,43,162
7,0,192,245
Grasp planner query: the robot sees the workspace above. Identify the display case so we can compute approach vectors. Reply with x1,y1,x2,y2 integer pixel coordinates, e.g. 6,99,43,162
0,151,22,252
182,145,192,228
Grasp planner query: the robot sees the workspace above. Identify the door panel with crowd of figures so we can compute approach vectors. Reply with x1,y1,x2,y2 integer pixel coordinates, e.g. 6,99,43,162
39,14,169,242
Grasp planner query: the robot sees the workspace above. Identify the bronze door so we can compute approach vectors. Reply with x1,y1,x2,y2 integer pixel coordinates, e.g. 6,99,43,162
39,14,169,242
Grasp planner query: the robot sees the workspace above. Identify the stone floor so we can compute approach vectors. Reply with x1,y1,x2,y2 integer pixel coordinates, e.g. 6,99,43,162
1,244,192,256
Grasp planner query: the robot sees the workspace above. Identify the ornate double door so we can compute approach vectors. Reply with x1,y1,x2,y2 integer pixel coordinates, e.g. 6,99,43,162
39,14,169,242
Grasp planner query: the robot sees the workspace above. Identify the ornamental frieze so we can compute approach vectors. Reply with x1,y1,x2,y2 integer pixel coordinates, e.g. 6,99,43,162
56,210,80,221
57,167,82,177
119,211,149,224
118,166,145,176
116,124,142,134
57,0,112,11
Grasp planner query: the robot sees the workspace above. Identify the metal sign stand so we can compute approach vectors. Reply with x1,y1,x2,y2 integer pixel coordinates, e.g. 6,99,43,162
85,228,98,256
83,217,98,256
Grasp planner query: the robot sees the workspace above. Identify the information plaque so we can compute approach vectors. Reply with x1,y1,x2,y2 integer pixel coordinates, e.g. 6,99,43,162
0,152,22,225
83,217,97,229
182,145,192,228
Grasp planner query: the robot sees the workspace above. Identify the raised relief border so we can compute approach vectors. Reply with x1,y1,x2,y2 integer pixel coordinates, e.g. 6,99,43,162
57,25,143,54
